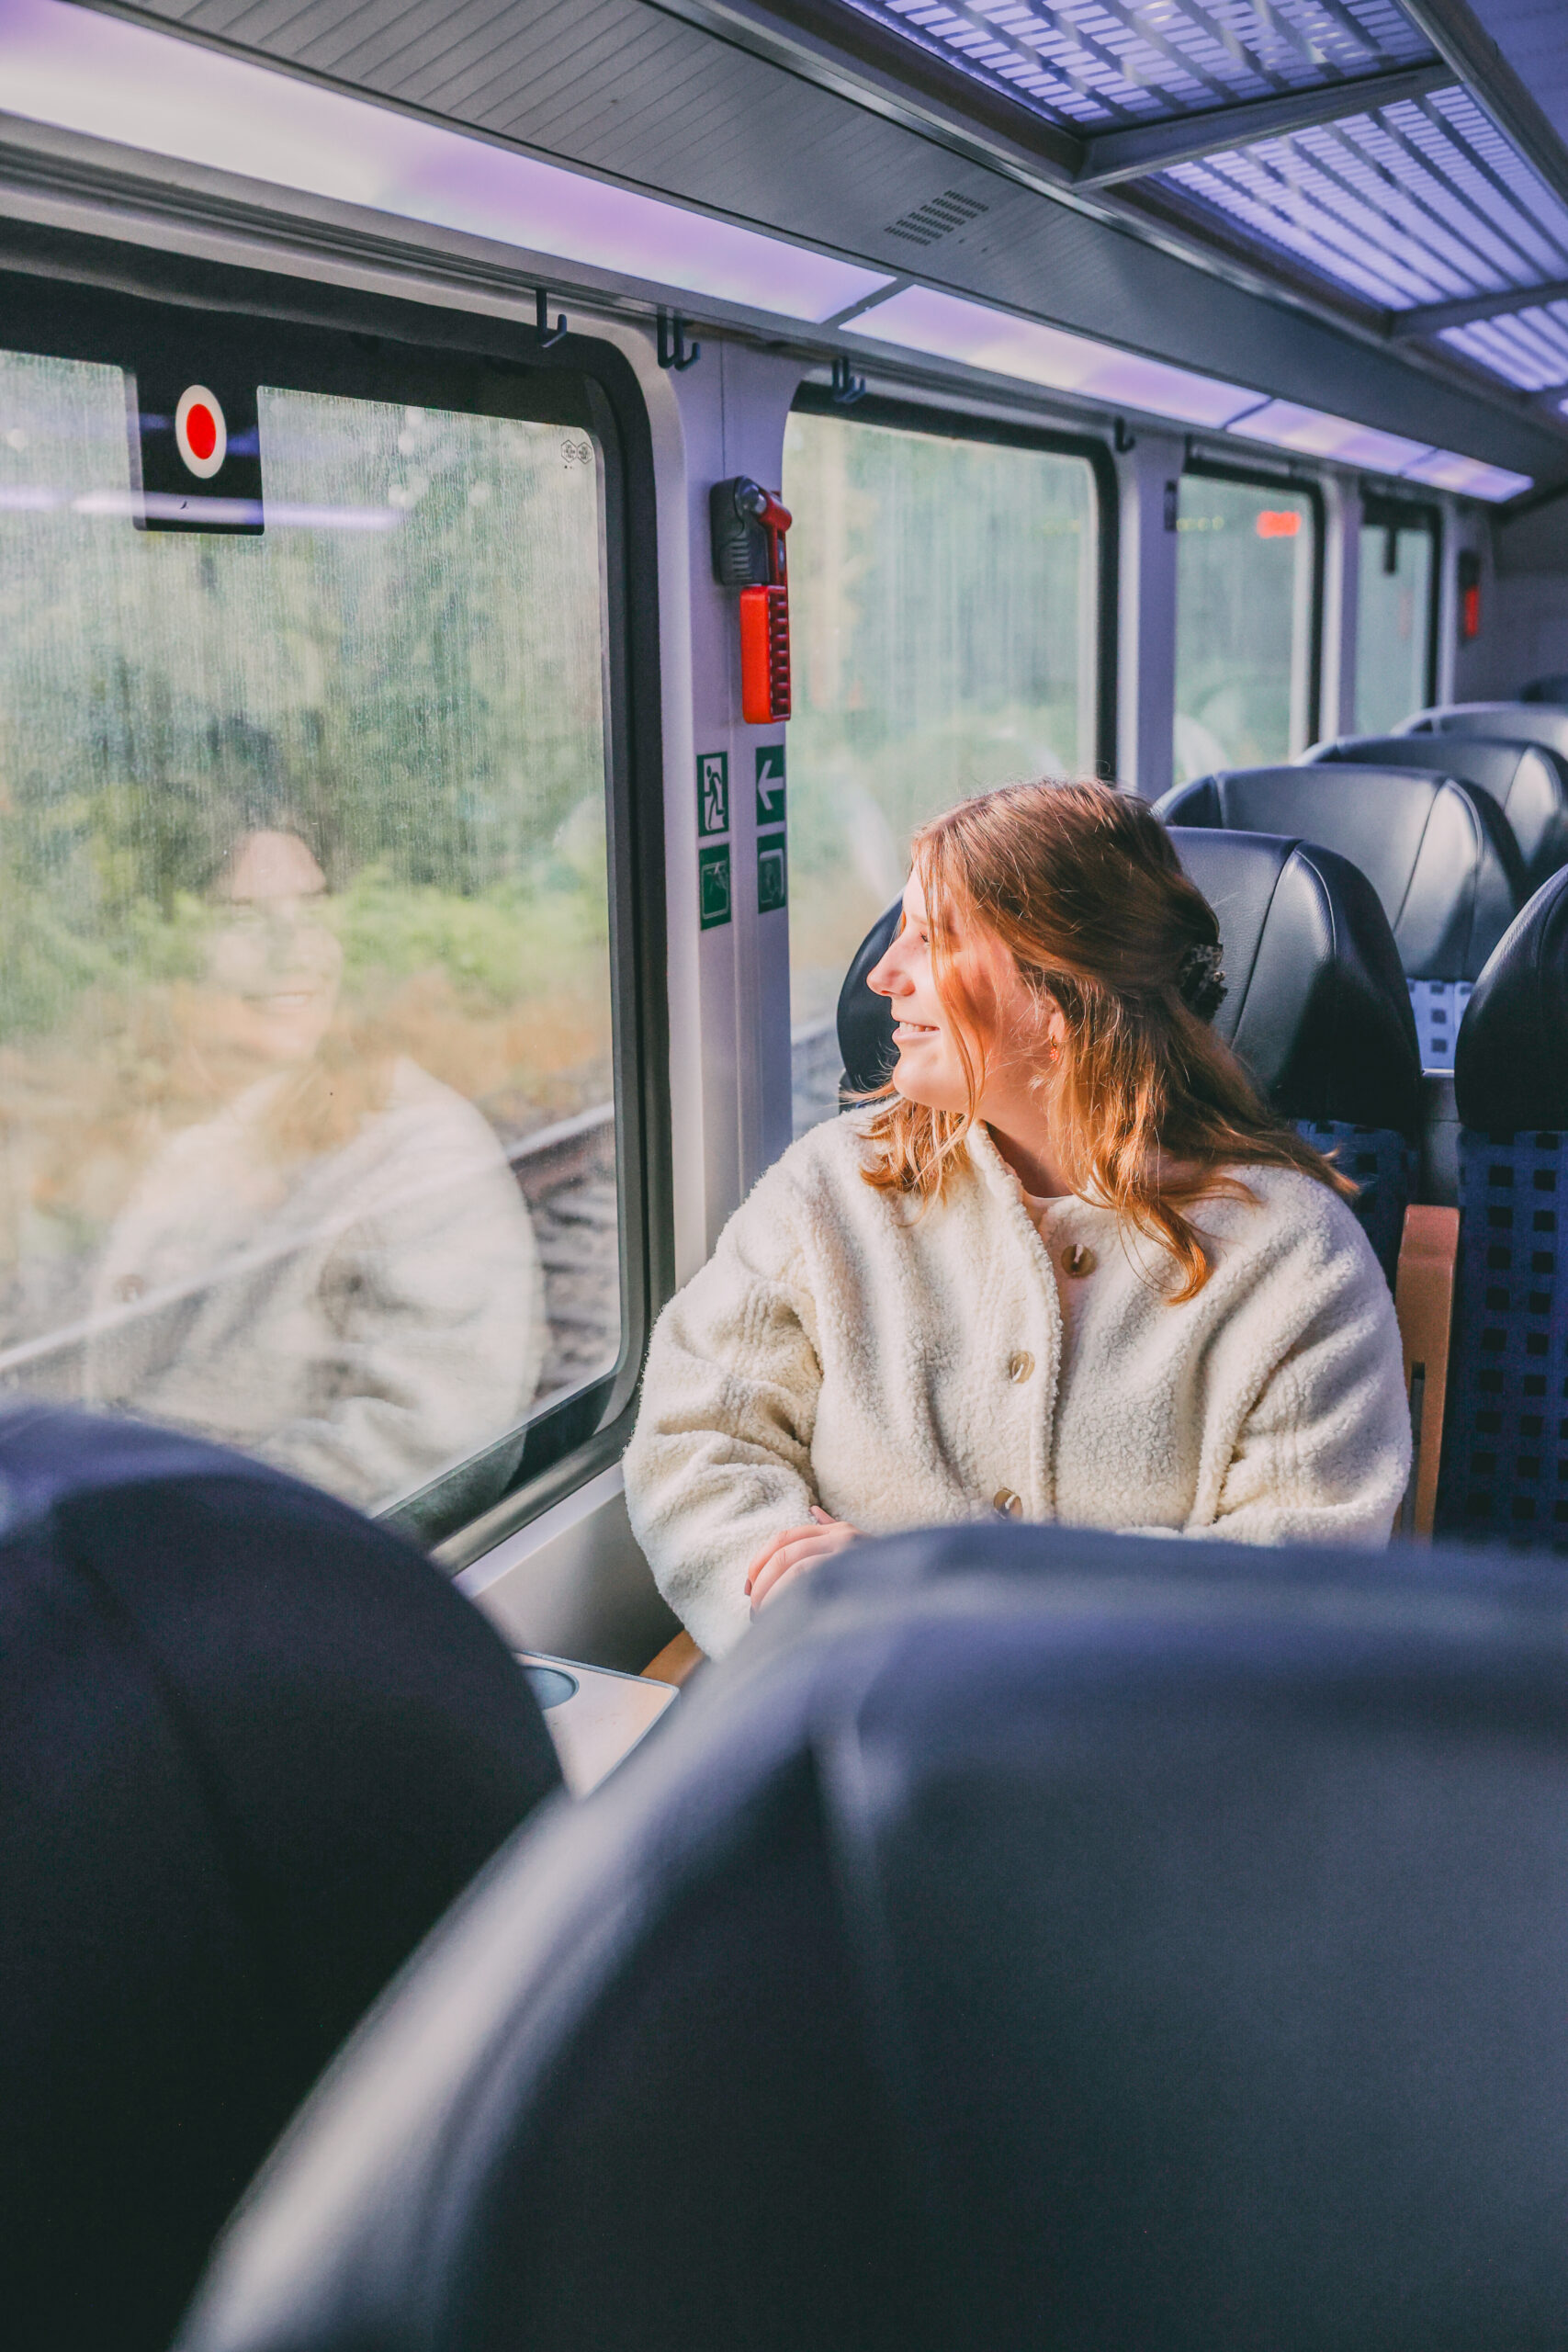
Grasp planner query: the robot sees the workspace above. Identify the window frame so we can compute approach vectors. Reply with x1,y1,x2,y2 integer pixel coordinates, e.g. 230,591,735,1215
1359,491,1441,721
789,385,1121,779
1178,455,1326,762
0,233,673,1556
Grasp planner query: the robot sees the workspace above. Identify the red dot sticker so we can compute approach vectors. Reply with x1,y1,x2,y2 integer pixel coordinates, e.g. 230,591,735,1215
175,385,227,481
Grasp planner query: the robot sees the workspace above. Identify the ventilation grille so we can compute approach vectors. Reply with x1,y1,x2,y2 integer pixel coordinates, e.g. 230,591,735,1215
885,189,989,247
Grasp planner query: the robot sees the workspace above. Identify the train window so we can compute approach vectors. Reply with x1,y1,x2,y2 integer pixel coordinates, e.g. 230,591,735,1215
0,278,661,1547
1174,468,1322,783
1357,499,1438,735
782,395,1109,1134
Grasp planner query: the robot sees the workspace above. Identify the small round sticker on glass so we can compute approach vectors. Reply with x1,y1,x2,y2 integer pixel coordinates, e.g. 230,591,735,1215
175,386,227,481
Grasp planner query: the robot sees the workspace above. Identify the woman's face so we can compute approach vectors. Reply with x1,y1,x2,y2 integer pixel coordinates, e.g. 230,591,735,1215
199,830,344,1068
867,867,1055,1115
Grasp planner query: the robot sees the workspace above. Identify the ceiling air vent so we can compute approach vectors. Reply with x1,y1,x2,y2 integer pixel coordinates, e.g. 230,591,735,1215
885,190,989,247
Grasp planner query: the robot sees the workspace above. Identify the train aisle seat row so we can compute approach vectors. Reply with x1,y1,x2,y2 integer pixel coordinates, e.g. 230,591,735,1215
171,1524,1568,2352
1305,729,1568,898
1153,763,1519,1076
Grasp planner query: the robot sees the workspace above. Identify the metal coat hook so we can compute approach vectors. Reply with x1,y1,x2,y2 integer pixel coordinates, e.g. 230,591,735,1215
536,288,568,349
1113,415,1136,453
829,354,866,406
657,310,701,371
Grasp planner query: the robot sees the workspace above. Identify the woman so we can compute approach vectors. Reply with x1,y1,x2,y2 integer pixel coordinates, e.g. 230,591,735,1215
625,781,1409,1658
84,825,544,1514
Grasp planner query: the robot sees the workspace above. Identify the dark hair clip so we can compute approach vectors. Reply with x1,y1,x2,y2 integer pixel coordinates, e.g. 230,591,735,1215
1176,940,1227,1021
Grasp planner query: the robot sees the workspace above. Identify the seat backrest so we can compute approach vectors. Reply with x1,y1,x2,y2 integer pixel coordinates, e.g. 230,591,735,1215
1156,765,1520,981
1520,676,1568,706
172,1526,1568,2352
1305,731,1568,894
0,1406,560,2352
1435,868,1568,1546
837,832,1417,1280
1399,701,1568,763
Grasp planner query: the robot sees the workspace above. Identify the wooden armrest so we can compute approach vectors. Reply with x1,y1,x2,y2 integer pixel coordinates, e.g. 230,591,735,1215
641,1630,706,1687
1393,1203,1460,1539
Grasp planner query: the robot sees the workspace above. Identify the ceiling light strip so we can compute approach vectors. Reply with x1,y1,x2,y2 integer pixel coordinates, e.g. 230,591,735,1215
837,280,1530,496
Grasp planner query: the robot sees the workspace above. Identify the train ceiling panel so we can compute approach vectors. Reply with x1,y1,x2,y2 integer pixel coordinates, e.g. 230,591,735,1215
1158,84,1568,311
20,0,1568,492
834,0,1438,131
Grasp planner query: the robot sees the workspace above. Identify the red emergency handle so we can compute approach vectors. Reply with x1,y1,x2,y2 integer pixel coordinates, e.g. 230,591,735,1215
739,583,791,724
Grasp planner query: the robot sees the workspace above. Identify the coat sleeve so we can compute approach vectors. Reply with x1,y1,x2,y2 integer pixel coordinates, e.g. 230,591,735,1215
1196,1209,1411,1550
624,1170,824,1659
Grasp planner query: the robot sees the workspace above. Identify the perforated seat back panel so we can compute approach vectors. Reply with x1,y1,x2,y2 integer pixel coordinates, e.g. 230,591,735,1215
1435,1131,1568,1549
1409,979,1473,1072
1295,1123,1412,1290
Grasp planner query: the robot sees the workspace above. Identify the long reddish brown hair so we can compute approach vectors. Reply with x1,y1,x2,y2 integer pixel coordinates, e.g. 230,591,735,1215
860,779,1354,1300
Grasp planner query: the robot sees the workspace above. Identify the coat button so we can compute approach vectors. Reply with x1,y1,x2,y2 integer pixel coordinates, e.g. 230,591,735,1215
1061,1242,1097,1277
1008,1350,1034,1384
993,1487,1023,1518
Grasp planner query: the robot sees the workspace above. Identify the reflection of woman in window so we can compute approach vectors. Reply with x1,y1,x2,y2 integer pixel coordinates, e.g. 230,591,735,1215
85,828,542,1513
626,781,1408,1658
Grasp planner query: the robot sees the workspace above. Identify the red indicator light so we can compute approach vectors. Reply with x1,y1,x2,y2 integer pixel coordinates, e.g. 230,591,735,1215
174,384,227,480
1256,509,1302,539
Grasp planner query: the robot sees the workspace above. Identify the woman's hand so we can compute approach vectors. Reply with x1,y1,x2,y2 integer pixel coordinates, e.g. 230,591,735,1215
745,1505,860,1615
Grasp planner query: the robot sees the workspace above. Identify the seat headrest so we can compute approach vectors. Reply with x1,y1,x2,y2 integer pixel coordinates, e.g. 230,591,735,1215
1305,732,1568,894
839,831,1419,1136
1168,830,1418,1132
1156,765,1519,979
173,1524,1568,2352
1399,702,1568,763
1454,865,1568,1131
0,1405,559,2352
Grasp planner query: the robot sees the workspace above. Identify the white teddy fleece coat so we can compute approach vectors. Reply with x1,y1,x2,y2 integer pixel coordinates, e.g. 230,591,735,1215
624,1116,1411,1659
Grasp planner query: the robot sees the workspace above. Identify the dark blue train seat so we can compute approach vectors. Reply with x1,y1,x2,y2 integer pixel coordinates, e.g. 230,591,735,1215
1304,729,1568,897
1398,700,1568,764
172,1524,1568,2352
839,828,1419,1285
0,1407,561,2352
1437,866,1568,1549
1520,675,1568,705
1155,763,1521,1073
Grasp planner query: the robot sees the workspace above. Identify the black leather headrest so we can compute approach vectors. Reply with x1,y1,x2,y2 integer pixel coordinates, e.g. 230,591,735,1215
1305,733,1568,894
838,900,902,1100
838,831,1418,1136
1168,830,1418,1133
1399,702,1568,763
1156,765,1519,979
1454,865,1568,1131
173,1525,1568,2352
0,1406,560,2352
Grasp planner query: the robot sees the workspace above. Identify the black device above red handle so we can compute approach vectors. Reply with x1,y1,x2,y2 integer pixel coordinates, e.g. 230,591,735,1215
710,476,792,723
